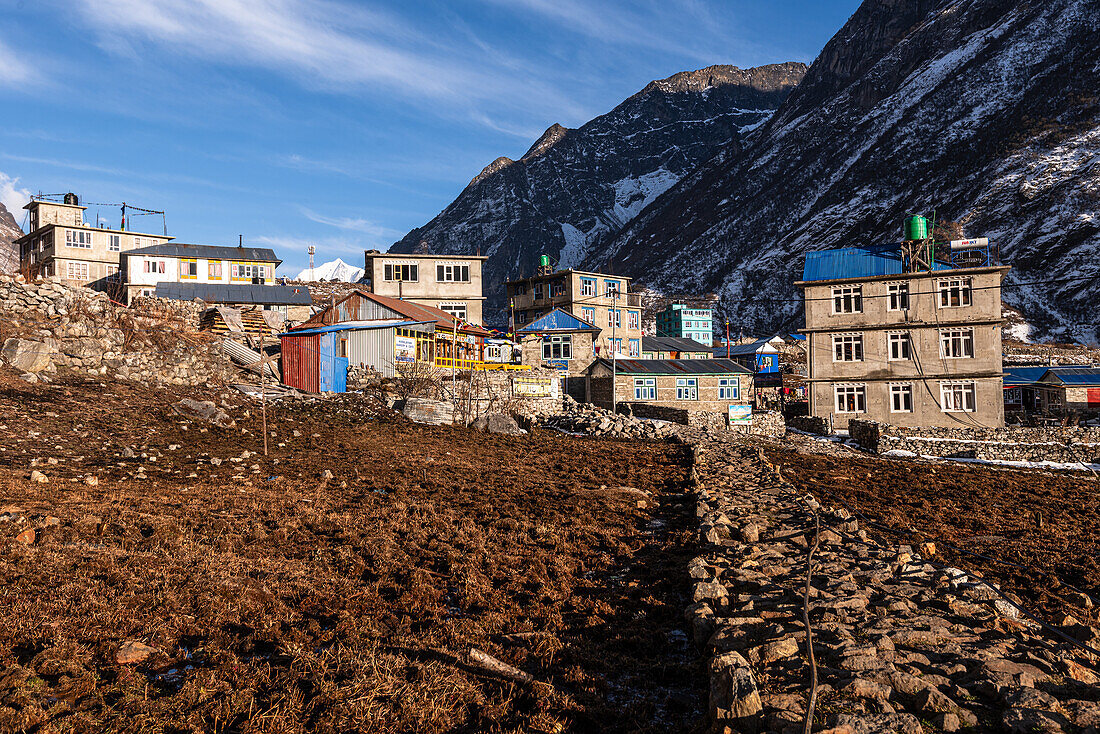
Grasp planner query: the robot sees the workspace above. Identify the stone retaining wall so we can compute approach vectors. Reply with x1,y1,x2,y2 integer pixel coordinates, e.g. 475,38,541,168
0,275,233,386
849,419,1100,465
686,433,1100,734
787,415,830,435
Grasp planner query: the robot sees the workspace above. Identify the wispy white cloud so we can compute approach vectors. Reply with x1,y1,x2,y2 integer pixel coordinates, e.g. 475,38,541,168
300,207,403,238
74,0,591,129
0,171,31,218
0,39,34,88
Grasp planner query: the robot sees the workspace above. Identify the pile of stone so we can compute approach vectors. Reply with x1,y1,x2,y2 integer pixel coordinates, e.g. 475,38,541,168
540,396,680,440
686,433,1100,734
0,275,233,386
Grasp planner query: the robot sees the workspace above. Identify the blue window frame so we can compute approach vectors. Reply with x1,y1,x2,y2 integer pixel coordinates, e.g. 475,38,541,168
603,279,621,297
580,277,596,297
580,306,596,324
628,338,640,357
718,378,739,400
676,378,698,400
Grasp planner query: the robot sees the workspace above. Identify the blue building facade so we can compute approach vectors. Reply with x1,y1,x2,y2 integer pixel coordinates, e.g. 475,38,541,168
656,303,713,345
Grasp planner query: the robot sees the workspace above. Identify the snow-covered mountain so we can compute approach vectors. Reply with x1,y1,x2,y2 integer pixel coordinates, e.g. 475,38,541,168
599,0,1100,343
389,63,807,315
295,258,364,283
0,202,22,274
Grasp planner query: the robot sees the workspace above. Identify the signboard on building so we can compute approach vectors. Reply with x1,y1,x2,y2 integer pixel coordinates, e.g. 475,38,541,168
546,359,569,371
394,335,417,363
513,376,558,398
728,404,752,425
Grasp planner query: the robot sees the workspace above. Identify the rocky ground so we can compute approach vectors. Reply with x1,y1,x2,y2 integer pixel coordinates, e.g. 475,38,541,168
688,435,1100,734
0,370,704,733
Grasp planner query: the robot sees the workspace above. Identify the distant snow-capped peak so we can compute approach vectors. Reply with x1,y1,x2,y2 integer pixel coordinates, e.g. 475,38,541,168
296,258,364,282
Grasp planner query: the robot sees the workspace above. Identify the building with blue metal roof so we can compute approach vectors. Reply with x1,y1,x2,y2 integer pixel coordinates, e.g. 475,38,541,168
798,231,1011,429
515,308,601,391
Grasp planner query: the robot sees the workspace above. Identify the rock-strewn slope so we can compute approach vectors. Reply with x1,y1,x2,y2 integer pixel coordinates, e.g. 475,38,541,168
0,202,22,274
601,0,1100,343
390,63,806,317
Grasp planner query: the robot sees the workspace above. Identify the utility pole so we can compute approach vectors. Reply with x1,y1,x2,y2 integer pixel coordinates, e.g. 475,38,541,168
307,244,315,279
611,290,618,414
726,320,731,358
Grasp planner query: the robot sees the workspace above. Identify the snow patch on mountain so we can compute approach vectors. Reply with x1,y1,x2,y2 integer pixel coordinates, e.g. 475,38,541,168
295,258,364,282
612,168,678,224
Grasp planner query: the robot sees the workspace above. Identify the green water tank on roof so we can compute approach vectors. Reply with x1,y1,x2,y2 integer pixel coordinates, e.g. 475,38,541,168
904,215,928,241
539,255,550,268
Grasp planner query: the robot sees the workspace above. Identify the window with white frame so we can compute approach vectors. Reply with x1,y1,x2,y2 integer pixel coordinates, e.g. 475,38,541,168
718,378,740,400
940,381,976,412
604,280,621,297
831,286,863,314
108,234,121,252
383,263,418,282
888,331,912,360
887,282,910,310
435,263,470,282
542,334,572,360
633,377,656,400
607,309,621,328
628,339,640,357
105,265,118,279
66,229,92,249
834,384,866,413
939,328,974,358
440,303,468,321
143,259,166,274
65,261,90,280
628,310,640,330
938,277,972,307
580,278,596,297
676,378,698,400
832,333,864,361
889,383,913,413
580,306,595,324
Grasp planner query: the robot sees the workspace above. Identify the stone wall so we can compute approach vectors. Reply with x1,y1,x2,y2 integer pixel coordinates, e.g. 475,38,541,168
849,419,1100,465
786,415,830,435
686,433,1100,733
0,275,234,386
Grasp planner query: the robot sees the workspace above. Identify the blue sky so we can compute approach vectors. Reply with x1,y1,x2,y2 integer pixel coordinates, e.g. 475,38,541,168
0,0,856,274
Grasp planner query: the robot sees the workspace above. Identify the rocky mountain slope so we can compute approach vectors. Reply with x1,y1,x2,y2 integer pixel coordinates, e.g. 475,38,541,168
600,0,1100,343
390,63,806,315
0,202,22,274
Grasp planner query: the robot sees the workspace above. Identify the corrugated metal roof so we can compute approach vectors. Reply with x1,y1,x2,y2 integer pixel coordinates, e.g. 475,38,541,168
801,244,952,282
642,336,711,353
1046,366,1100,386
596,358,751,375
281,319,431,337
518,308,600,333
125,243,281,263
1002,366,1051,387
154,282,312,305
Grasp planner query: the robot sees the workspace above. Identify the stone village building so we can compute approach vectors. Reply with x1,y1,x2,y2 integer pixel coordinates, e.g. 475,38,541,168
363,251,487,327
586,358,753,420
515,308,601,399
798,241,1010,429
118,243,281,303
16,194,172,290
507,268,643,358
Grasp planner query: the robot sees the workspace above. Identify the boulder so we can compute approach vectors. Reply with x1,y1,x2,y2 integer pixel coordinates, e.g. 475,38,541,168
173,398,235,428
471,413,526,435
1,338,51,373
710,651,762,724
